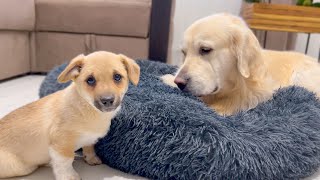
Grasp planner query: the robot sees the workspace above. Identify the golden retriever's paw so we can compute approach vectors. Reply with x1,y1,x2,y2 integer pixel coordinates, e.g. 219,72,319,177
84,155,102,166
161,74,178,88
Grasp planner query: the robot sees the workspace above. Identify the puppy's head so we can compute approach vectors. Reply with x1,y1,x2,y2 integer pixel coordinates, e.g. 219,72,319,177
57,51,140,112
174,13,262,97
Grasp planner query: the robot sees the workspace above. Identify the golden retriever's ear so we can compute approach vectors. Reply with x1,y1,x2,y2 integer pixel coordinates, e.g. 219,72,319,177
57,54,85,83
119,54,140,86
232,27,261,78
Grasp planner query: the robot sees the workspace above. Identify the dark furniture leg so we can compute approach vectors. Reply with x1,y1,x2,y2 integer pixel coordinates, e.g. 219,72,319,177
148,0,173,62
318,48,320,62
305,33,311,54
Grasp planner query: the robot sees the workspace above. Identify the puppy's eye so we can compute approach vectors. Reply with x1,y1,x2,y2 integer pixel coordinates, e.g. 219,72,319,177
113,74,122,82
86,76,96,86
199,47,213,55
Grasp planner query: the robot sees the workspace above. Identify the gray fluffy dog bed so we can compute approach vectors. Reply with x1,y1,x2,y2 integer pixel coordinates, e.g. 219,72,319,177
40,60,320,180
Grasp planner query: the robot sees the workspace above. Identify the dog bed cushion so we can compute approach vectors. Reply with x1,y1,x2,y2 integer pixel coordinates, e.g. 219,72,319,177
39,60,320,179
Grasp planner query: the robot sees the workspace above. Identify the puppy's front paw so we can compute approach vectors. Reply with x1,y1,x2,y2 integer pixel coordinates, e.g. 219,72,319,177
161,74,178,88
67,174,81,180
57,172,81,180
84,155,102,166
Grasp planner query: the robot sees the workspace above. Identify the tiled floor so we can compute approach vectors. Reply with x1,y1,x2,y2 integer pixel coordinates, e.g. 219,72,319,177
0,75,45,118
0,75,145,180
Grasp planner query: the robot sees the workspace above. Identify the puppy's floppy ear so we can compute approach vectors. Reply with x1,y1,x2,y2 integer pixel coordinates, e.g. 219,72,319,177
57,54,85,83
231,27,261,78
119,54,140,86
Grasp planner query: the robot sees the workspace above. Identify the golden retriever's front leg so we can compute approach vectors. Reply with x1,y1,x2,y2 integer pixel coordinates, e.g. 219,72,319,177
161,74,178,88
82,145,102,166
49,144,80,180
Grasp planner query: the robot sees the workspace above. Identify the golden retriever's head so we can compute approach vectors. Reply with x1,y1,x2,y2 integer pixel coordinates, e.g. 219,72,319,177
58,51,140,112
174,13,262,97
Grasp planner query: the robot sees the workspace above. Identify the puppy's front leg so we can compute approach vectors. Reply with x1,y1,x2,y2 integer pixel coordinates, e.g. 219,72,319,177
49,145,80,180
83,145,102,165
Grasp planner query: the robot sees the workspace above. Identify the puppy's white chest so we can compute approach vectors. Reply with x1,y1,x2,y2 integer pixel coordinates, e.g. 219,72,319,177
75,132,105,150
75,109,119,150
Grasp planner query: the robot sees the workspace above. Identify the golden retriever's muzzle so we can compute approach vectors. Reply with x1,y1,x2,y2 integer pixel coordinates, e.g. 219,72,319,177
174,76,188,91
174,73,219,96
94,95,120,112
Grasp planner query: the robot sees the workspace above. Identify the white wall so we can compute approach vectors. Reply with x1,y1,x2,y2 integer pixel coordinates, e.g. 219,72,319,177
169,0,242,65
306,0,320,60
294,0,319,59
294,34,320,61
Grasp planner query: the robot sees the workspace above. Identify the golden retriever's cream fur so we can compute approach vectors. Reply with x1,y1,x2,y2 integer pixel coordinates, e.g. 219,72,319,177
162,13,320,116
0,51,140,179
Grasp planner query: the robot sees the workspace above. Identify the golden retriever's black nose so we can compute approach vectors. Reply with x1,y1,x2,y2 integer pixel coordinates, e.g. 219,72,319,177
100,96,115,107
174,77,187,91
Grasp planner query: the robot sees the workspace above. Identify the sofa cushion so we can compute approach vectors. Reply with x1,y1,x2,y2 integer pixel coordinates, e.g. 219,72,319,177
31,32,149,72
95,35,149,59
35,0,152,38
0,32,30,79
31,32,87,72
0,0,35,31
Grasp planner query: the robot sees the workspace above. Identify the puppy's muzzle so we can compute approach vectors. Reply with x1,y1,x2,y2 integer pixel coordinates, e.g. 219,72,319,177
100,96,114,106
94,95,119,112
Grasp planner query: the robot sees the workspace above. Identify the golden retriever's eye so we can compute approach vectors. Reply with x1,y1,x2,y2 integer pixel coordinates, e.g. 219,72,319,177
86,75,96,86
181,49,186,56
199,47,213,55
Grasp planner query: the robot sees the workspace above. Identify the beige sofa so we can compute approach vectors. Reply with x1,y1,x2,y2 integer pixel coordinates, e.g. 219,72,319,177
0,0,173,80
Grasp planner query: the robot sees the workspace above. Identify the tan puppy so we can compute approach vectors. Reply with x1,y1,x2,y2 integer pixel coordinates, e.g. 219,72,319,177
162,13,320,116
0,51,140,179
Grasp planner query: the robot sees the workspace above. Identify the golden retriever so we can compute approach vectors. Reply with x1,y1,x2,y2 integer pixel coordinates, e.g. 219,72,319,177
162,13,320,116
0,51,140,179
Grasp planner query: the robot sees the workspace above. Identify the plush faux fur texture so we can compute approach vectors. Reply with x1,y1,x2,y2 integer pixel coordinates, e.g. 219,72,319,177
40,60,320,180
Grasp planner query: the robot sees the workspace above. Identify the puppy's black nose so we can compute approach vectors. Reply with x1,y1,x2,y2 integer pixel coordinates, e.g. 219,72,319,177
174,77,188,91
100,96,115,107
